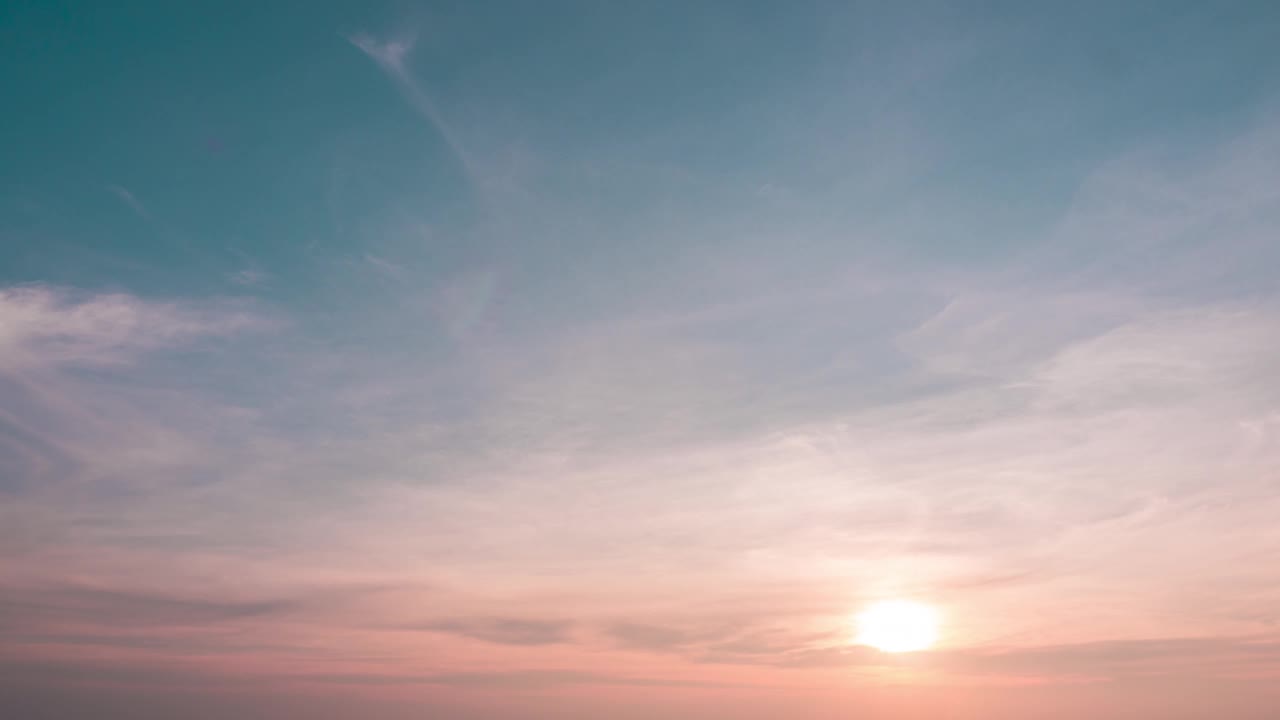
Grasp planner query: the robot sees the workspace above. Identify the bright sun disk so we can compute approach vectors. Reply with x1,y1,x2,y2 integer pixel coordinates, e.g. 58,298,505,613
854,600,940,653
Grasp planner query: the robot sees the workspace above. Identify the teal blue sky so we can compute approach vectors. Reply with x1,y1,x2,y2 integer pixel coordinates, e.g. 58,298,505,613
6,2,1278,302
3,3,1280,719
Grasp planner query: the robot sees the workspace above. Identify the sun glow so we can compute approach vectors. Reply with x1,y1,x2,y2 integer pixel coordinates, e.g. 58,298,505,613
855,600,940,653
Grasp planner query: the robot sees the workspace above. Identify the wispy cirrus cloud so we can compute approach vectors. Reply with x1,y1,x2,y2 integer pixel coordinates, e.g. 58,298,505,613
106,185,150,220
346,30,476,181
0,285,264,371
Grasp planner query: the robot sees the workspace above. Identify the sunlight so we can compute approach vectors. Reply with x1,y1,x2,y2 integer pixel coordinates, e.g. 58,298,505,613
854,600,940,653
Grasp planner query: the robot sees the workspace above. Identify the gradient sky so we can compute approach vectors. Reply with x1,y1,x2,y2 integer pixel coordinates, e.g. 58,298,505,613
3,2,1280,718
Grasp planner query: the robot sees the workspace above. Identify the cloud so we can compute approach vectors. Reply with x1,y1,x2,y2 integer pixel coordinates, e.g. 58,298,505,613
0,285,263,371
346,30,475,181
0,585,299,630
600,617,862,669
938,634,1280,681
0,285,272,499
306,669,745,690
362,253,405,282
106,185,150,220
605,622,701,651
0,661,477,720
419,617,574,646
229,268,269,287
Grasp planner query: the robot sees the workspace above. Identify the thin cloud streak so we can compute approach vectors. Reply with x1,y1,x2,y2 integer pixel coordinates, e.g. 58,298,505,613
346,31,478,183
106,185,150,220
417,617,575,646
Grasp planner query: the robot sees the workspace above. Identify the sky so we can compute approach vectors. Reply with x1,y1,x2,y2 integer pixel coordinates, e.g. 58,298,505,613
2,1,1280,718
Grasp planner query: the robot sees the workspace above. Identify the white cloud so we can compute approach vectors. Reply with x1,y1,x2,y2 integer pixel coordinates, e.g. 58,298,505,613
0,285,264,371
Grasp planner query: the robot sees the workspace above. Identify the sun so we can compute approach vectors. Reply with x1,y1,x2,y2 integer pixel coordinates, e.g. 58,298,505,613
854,600,940,653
